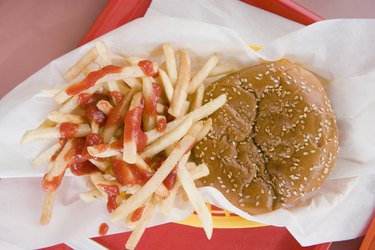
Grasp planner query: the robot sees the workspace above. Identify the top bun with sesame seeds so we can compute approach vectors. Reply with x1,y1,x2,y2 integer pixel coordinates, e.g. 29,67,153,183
193,61,339,214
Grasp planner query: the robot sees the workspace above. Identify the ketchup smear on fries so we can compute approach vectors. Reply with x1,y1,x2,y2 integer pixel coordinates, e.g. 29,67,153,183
22,41,226,250
59,122,78,145
138,60,156,77
66,65,122,95
124,100,147,152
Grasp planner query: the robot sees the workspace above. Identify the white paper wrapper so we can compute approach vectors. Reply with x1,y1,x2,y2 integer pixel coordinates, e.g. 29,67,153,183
146,0,303,45
0,16,375,248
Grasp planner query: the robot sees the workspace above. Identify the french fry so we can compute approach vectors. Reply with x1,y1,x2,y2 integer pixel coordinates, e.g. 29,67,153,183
125,201,149,230
47,111,85,124
123,78,141,89
116,81,131,96
135,154,153,174
83,63,101,76
99,64,158,83
87,143,121,158
125,198,156,250
41,140,74,194
40,191,56,225
159,180,179,215
164,142,177,156
79,188,103,202
41,88,63,96
54,90,72,104
90,172,120,197
185,162,197,171
58,96,78,113
196,118,212,141
156,103,166,114
160,155,209,216
95,41,112,66
125,56,144,66
159,153,189,215
129,91,143,115
145,94,226,145
21,124,91,144
119,181,167,200
32,143,61,168
57,64,157,104
155,184,169,199
168,50,191,118
162,43,177,86
142,77,156,131
102,88,137,143
96,41,125,99
190,84,205,111
64,47,98,81
209,63,237,77
177,158,213,239
188,53,220,94
137,153,175,199
88,144,160,174
120,184,141,195
96,100,113,115
187,94,227,122
141,117,192,159
158,69,174,103
89,158,111,172
110,135,196,222
189,163,210,180
57,80,105,111
156,115,166,126
37,119,56,129
180,101,191,117
123,92,143,164
103,174,117,181
187,121,204,138
44,140,72,178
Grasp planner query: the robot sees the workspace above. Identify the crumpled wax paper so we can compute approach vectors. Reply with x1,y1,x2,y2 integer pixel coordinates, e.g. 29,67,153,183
0,16,374,248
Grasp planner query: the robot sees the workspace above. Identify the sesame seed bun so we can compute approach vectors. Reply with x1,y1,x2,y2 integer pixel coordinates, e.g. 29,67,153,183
193,61,339,214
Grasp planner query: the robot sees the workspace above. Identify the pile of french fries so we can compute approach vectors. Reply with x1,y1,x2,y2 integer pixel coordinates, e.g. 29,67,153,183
21,41,230,249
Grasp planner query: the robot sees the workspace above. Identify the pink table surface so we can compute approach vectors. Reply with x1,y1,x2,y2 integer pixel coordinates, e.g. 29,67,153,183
0,0,107,98
0,0,367,249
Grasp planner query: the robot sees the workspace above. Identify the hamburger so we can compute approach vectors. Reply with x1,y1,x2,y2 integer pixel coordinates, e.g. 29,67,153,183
193,61,339,214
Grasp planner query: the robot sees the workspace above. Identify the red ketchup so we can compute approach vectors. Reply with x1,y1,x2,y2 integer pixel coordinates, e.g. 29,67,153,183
163,166,177,190
78,93,109,126
66,65,122,95
99,223,109,236
104,92,131,130
156,117,167,132
67,134,104,176
42,173,65,192
109,140,123,151
59,122,78,146
109,91,123,103
124,101,147,153
97,184,120,213
137,60,156,77
130,207,145,222
43,134,104,192
112,158,152,186
153,157,177,191
89,140,122,155
144,83,161,118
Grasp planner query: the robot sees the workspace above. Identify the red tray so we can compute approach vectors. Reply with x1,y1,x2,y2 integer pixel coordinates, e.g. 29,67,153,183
62,1,329,249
